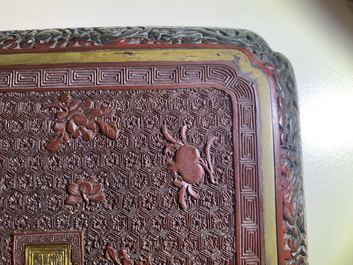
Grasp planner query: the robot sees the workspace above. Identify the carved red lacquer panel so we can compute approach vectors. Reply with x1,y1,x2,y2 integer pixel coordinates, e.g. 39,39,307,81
0,62,260,265
0,26,307,265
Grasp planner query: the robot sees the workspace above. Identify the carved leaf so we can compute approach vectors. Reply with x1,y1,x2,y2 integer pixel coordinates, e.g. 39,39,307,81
74,113,88,126
91,108,103,117
67,109,83,120
178,185,187,209
96,120,118,139
72,128,81,138
90,183,102,194
162,125,182,145
59,93,71,103
180,125,187,143
67,182,80,196
187,185,200,199
46,136,62,152
118,250,132,264
79,182,93,194
105,245,119,263
63,132,70,143
68,100,80,111
82,99,94,109
65,195,82,205
86,120,97,131
101,106,113,116
80,127,95,141
53,121,65,132
56,111,68,120
89,193,106,203
173,179,183,188
47,102,64,109
66,119,78,134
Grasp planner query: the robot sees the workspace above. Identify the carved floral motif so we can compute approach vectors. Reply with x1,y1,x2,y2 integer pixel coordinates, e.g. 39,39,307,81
105,244,152,265
47,93,118,152
65,176,106,206
162,125,215,209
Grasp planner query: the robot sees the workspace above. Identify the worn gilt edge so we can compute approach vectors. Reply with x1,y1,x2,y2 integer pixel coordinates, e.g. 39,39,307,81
0,26,307,265
13,230,84,265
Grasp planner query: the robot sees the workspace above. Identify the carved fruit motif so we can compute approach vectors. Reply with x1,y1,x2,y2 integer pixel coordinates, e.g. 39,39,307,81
65,176,106,206
162,125,215,209
47,93,118,152
105,244,152,265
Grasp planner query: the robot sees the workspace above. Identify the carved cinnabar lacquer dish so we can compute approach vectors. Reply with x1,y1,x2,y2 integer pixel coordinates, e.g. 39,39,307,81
0,27,307,265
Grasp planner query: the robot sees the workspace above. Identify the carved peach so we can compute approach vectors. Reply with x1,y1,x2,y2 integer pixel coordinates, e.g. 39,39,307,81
162,125,215,209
